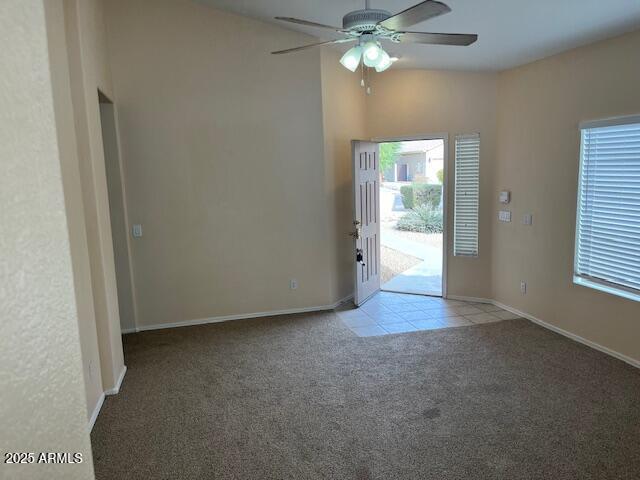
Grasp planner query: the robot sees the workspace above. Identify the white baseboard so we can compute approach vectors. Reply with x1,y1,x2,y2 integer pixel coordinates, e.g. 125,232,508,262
446,294,493,304
333,293,354,308
88,392,105,432
118,291,639,369
493,301,640,370
105,365,127,395
89,365,127,431
127,295,354,334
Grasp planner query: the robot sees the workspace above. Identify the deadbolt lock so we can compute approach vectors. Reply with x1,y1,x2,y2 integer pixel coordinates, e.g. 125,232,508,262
349,220,362,240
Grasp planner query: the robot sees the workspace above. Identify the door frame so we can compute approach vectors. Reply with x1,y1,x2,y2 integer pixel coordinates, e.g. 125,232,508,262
370,133,449,299
98,90,139,333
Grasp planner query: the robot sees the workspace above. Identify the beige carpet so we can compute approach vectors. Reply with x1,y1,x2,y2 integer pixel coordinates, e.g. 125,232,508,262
91,310,640,479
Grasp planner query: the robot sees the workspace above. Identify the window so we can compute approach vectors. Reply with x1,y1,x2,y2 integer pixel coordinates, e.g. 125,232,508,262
454,134,480,257
575,115,640,302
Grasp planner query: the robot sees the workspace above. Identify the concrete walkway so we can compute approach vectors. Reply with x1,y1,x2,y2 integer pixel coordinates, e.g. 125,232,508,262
380,227,443,296
382,263,442,296
380,184,443,296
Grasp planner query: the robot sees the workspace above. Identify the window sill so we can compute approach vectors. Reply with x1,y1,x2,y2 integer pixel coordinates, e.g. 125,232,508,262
573,276,640,303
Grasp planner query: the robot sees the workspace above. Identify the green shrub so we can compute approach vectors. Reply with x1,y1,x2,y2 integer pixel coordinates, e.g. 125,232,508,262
396,204,444,234
436,169,444,184
400,184,442,210
400,185,414,209
414,184,442,208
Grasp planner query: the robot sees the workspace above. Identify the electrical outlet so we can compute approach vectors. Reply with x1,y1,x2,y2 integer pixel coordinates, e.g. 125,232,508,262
132,224,143,238
520,281,527,294
523,213,533,226
290,279,298,290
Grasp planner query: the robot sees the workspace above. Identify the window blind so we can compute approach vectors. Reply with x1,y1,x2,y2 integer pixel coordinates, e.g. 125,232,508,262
454,134,480,257
575,117,640,297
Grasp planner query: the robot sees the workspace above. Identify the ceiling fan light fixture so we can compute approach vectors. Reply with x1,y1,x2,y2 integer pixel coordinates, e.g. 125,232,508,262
273,1,478,77
340,45,363,72
375,51,392,72
362,41,383,67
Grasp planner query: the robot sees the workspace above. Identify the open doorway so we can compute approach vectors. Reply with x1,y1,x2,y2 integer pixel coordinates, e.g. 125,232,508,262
99,91,136,334
378,138,445,297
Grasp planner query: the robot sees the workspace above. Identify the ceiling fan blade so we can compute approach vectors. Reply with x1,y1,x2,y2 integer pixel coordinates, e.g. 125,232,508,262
379,1,451,31
275,17,346,32
271,38,355,55
397,32,478,46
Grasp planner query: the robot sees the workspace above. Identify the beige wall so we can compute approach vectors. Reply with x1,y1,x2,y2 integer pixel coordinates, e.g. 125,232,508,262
64,0,125,397
4,0,638,467
320,49,368,302
104,0,337,328
0,1,95,478
103,0,499,321
46,0,105,421
493,30,640,363
367,70,499,299
101,0,639,367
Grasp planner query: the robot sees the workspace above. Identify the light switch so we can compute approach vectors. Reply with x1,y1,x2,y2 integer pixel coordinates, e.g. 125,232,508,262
523,213,533,226
498,210,512,222
499,191,511,204
132,224,143,238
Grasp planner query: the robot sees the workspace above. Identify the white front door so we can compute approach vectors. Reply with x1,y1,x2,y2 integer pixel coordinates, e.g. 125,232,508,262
352,141,381,306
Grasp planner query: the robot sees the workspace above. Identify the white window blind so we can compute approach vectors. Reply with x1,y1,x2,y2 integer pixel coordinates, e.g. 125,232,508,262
575,116,640,300
454,134,480,257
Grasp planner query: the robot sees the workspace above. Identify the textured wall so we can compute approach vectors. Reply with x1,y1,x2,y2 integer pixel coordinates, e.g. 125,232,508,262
0,0,95,478
46,0,105,423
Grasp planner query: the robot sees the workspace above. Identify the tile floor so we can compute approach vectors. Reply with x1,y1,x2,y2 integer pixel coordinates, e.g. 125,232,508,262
336,291,520,337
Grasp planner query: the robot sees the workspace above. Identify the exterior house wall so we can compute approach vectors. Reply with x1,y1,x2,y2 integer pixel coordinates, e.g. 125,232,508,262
397,152,426,182
425,157,444,184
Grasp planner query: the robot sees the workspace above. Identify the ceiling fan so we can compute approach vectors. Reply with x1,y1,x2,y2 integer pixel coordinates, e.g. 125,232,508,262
272,0,478,73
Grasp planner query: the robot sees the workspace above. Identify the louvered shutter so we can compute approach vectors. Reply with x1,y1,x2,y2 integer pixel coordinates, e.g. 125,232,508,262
454,134,480,257
575,117,640,297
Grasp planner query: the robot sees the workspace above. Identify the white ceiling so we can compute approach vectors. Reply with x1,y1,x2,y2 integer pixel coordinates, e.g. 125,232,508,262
195,0,640,71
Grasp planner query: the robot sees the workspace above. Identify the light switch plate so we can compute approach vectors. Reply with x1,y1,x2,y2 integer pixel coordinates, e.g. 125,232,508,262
499,190,511,204
523,213,533,226
498,210,512,222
